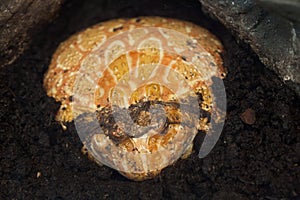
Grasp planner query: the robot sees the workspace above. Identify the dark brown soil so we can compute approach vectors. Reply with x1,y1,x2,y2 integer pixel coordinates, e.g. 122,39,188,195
1,0,299,199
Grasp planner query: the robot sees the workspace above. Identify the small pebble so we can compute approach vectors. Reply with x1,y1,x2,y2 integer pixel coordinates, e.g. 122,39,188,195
240,108,256,125
37,171,42,178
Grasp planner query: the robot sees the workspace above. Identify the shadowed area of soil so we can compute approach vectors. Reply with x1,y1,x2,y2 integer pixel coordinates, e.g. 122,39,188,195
0,0,299,199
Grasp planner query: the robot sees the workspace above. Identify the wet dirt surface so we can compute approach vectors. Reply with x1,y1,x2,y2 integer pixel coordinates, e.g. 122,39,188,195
0,0,300,199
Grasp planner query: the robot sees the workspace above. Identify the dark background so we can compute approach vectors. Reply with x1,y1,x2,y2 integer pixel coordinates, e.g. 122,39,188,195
0,0,299,199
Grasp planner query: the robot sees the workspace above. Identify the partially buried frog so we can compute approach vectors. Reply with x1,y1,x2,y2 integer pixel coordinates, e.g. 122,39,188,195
43,16,226,181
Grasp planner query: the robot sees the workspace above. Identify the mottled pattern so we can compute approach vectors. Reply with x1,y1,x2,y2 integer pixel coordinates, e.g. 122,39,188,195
43,16,225,180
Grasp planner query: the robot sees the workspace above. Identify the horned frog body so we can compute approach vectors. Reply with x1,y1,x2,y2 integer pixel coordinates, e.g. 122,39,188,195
43,16,225,181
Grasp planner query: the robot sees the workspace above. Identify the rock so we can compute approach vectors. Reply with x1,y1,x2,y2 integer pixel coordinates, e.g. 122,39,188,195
0,0,63,67
240,108,256,125
200,0,300,97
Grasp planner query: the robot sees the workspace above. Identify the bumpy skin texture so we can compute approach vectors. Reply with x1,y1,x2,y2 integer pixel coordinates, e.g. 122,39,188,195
43,16,225,180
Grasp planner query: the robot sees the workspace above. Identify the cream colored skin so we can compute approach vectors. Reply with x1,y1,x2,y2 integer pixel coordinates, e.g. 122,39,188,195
43,16,225,181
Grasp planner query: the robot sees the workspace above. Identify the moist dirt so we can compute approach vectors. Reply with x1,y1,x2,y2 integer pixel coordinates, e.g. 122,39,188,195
0,0,299,199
